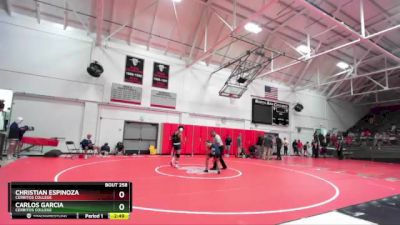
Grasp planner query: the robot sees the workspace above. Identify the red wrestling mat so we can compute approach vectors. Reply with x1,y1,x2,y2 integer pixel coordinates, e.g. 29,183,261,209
1,156,400,224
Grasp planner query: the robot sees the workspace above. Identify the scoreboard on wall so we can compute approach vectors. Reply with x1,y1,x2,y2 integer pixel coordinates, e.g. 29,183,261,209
8,182,132,220
252,98,289,126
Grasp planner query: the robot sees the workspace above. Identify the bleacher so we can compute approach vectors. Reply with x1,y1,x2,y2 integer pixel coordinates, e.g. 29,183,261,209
345,105,400,163
348,145,400,163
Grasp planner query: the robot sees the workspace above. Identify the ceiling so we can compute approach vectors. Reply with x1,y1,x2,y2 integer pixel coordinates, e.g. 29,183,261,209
2,0,400,105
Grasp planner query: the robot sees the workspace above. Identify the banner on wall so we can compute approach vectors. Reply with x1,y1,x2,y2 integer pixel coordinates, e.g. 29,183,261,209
152,62,169,89
150,90,176,109
110,83,142,105
124,55,144,84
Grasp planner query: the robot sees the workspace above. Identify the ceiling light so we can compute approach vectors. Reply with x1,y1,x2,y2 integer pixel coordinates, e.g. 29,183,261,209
172,0,182,2
336,61,350,70
296,45,311,55
244,22,262,34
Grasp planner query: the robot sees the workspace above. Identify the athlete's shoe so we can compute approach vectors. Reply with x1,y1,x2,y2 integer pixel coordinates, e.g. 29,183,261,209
217,170,221,174
203,169,208,173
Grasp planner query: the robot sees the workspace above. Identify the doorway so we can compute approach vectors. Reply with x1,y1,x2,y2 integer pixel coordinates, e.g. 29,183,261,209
123,121,158,155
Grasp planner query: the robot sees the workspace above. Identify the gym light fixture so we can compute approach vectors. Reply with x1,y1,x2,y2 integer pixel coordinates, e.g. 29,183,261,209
172,0,182,2
244,22,262,34
336,61,350,70
296,45,311,55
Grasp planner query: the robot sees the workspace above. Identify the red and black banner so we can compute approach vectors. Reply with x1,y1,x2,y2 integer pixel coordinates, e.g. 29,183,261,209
125,56,144,84
152,62,169,89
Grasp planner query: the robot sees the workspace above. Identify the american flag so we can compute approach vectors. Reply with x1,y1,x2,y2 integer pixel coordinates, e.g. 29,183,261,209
265,85,278,100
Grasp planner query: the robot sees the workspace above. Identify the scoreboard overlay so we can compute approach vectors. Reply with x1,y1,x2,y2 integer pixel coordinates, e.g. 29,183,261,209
8,182,132,219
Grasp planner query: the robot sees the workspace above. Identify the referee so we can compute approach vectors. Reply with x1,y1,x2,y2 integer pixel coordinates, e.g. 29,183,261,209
210,130,227,170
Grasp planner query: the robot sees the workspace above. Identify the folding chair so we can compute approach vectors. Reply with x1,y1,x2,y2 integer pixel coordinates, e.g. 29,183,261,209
65,141,81,159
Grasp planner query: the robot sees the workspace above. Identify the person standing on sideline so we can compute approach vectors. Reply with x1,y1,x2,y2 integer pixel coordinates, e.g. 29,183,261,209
283,137,289,156
303,141,310,156
170,125,184,168
292,140,298,155
276,136,282,160
7,117,26,160
337,137,344,160
256,135,264,159
237,134,242,157
263,134,273,160
211,130,227,169
312,140,319,158
297,140,303,156
225,135,232,157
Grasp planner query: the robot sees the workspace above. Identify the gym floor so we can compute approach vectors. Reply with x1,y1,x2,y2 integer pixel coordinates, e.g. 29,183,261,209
1,155,400,224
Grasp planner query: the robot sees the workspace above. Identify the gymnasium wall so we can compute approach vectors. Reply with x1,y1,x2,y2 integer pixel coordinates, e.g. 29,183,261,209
0,11,369,152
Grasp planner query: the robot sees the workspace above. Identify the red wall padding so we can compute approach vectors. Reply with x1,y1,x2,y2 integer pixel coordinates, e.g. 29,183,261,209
161,123,267,155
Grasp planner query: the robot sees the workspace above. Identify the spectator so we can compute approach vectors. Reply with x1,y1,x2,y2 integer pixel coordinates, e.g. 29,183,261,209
256,135,264,159
312,140,319,158
237,134,242,158
318,133,325,146
100,143,110,156
292,140,298,156
320,141,327,158
303,141,310,157
326,133,331,146
345,135,352,146
249,145,257,158
7,117,27,159
80,134,99,156
283,137,289,156
336,138,344,160
297,140,303,156
276,136,282,160
224,135,232,157
263,134,273,160
391,123,397,133
115,141,125,155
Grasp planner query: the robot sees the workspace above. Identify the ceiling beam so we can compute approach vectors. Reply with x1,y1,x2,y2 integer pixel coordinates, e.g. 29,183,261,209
321,64,400,88
330,85,400,99
70,5,91,35
63,0,68,30
298,0,400,64
4,0,13,16
205,12,229,65
358,97,400,106
292,42,322,87
163,25,177,55
35,0,41,24
366,76,387,89
187,6,208,60
146,0,160,50
127,0,159,45
95,0,104,46
127,0,137,45
187,0,279,67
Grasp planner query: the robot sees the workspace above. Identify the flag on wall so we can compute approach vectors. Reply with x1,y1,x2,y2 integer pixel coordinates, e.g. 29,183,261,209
264,85,278,100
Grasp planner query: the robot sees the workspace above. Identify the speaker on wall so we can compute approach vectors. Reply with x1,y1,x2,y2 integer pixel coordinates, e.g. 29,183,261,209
294,103,304,112
87,61,104,78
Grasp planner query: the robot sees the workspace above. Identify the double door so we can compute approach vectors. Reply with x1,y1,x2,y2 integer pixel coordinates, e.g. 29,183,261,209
124,122,158,154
